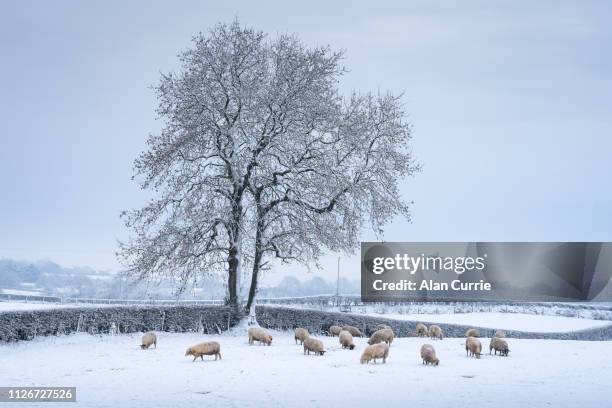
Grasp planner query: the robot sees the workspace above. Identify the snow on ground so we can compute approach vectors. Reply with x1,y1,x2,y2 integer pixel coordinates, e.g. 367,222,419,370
368,312,612,332
0,302,125,312
1,331,611,408
0,302,107,312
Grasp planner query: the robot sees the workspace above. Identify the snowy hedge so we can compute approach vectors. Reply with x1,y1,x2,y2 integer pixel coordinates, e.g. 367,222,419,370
0,305,242,342
1,305,611,342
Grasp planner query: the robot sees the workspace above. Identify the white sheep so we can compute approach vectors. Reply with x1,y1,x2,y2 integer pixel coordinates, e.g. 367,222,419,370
339,330,355,350
415,323,428,337
303,337,326,356
420,344,439,366
328,325,343,336
294,327,310,345
428,325,443,340
494,330,506,338
489,337,510,356
465,336,482,358
360,342,389,364
185,341,222,361
368,328,394,346
465,328,480,338
342,325,363,337
248,327,273,346
375,324,392,331
140,331,157,350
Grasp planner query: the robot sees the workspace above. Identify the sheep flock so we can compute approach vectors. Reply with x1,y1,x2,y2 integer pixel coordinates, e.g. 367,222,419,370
136,321,511,368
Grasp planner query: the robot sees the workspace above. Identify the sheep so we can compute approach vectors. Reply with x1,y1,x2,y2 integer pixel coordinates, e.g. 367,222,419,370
294,328,310,345
428,325,443,340
489,337,510,356
415,323,428,337
342,325,363,337
303,337,326,356
248,327,273,346
465,337,482,358
140,331,157,350
420,344,439,366
465,328,480,338
185,341,222,362
368,328,394,346
339,330,355,350
328,325,343,336
360,342,389,364
494,330,506,338
375,324,392,331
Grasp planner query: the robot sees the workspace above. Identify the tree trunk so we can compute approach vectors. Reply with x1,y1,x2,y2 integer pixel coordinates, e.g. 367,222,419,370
226,198,243,307
245,245,262,312
245,207,264,312
226,245,239,306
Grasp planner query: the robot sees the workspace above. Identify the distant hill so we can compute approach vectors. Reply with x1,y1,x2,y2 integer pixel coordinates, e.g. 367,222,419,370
0,258,115,297
0,258,357,300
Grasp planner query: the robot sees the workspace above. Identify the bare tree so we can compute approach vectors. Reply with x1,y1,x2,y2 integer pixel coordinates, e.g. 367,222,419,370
244,92,417,311
118,21,418,310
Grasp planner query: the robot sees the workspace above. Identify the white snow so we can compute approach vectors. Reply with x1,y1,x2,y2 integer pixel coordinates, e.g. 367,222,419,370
0,302,75,311
1,331,611,408
0,302,110,312
368,312,612,333
0,289,46,296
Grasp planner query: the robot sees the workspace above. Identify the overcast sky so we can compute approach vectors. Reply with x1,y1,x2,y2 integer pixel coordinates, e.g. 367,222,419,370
1,0,611,284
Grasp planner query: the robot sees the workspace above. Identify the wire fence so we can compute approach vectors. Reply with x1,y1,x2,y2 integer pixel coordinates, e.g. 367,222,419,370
0,292,359,307
0,293,224,306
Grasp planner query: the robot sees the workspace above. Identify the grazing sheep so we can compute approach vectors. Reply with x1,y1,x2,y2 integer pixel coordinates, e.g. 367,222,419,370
428,325,443,340
328,325,343,336
140,331,157,350
185,341,222,362
415,323,428,337
360,342,390,364
248,327,273,346
420,344,440,366
368,328,394,346
342,325,363,337
465,328,480,338
465,337,482,358
294,328,310,345
303,337,326,356
339,330,355,350
375,324,392,332
494,330,506,338
489,337,510,356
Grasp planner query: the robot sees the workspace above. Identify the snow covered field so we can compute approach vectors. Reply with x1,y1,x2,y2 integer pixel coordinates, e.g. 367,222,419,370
1,331,611,408
0,302,88,312
370,312,612,333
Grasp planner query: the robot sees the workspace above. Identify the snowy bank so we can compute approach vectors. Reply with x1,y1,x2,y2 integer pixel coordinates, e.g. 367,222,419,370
0,302,104,312
366,312,611,333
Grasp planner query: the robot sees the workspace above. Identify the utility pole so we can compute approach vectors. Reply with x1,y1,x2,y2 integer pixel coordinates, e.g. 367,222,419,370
336,257,341,307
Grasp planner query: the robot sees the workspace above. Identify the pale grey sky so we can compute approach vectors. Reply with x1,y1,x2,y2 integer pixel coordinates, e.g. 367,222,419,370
1,0,611,284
